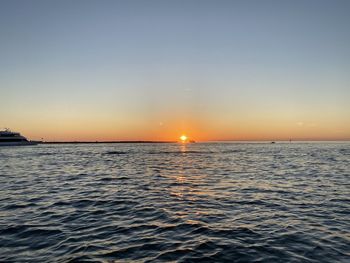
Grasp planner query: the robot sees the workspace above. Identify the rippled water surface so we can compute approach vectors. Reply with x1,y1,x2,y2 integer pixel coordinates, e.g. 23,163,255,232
0,142,349,262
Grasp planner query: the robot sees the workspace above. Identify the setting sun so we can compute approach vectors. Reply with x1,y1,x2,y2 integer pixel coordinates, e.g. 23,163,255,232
180,135,188,142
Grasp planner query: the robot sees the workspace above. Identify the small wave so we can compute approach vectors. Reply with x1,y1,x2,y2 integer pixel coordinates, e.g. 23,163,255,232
104,151,128,155
0,225,64,239
0,225,29,235
148,150,207,155
34,152,57,156
338,148,350,155
3,203,37,210
222,149,244,153
152,248,194,261
19,228,64,239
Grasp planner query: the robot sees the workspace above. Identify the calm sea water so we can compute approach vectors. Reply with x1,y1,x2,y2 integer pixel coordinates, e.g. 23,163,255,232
0,142,349,262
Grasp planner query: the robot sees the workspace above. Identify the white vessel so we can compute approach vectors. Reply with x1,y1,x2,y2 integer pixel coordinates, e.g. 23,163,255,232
0,128,40,146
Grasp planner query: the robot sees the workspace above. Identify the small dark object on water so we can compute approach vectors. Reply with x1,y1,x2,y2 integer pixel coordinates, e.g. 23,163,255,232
271,141,276,144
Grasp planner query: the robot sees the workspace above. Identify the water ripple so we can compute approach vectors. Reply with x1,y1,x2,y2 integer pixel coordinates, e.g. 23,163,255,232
0,142,349,262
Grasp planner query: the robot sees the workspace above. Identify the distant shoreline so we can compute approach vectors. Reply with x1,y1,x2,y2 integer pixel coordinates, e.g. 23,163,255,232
41,141,177,144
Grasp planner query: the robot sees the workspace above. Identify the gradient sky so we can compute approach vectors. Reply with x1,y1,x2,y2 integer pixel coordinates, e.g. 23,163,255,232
1,0,349,141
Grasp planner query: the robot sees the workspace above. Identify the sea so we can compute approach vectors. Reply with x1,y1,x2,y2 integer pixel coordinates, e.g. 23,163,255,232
0,142,349,262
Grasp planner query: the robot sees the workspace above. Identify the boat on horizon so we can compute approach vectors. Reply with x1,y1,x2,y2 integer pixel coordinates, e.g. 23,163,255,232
0,128,40,146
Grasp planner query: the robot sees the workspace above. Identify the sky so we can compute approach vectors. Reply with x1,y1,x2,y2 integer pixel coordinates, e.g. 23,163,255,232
0,0,349,141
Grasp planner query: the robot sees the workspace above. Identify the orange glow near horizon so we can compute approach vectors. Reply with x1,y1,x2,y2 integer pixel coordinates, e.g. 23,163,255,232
2,114,350,142
4,121,350,142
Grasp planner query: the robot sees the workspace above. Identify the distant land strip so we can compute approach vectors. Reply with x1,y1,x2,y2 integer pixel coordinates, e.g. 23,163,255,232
41,141,177,144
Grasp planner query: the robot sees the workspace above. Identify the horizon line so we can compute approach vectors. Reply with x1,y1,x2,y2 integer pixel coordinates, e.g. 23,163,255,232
40,139,350,144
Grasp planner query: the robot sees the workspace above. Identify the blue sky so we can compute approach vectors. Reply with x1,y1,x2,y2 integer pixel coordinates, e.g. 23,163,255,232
0,0,349,140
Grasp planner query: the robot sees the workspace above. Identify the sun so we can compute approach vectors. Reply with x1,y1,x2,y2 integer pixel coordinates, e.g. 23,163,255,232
180,135,188,142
